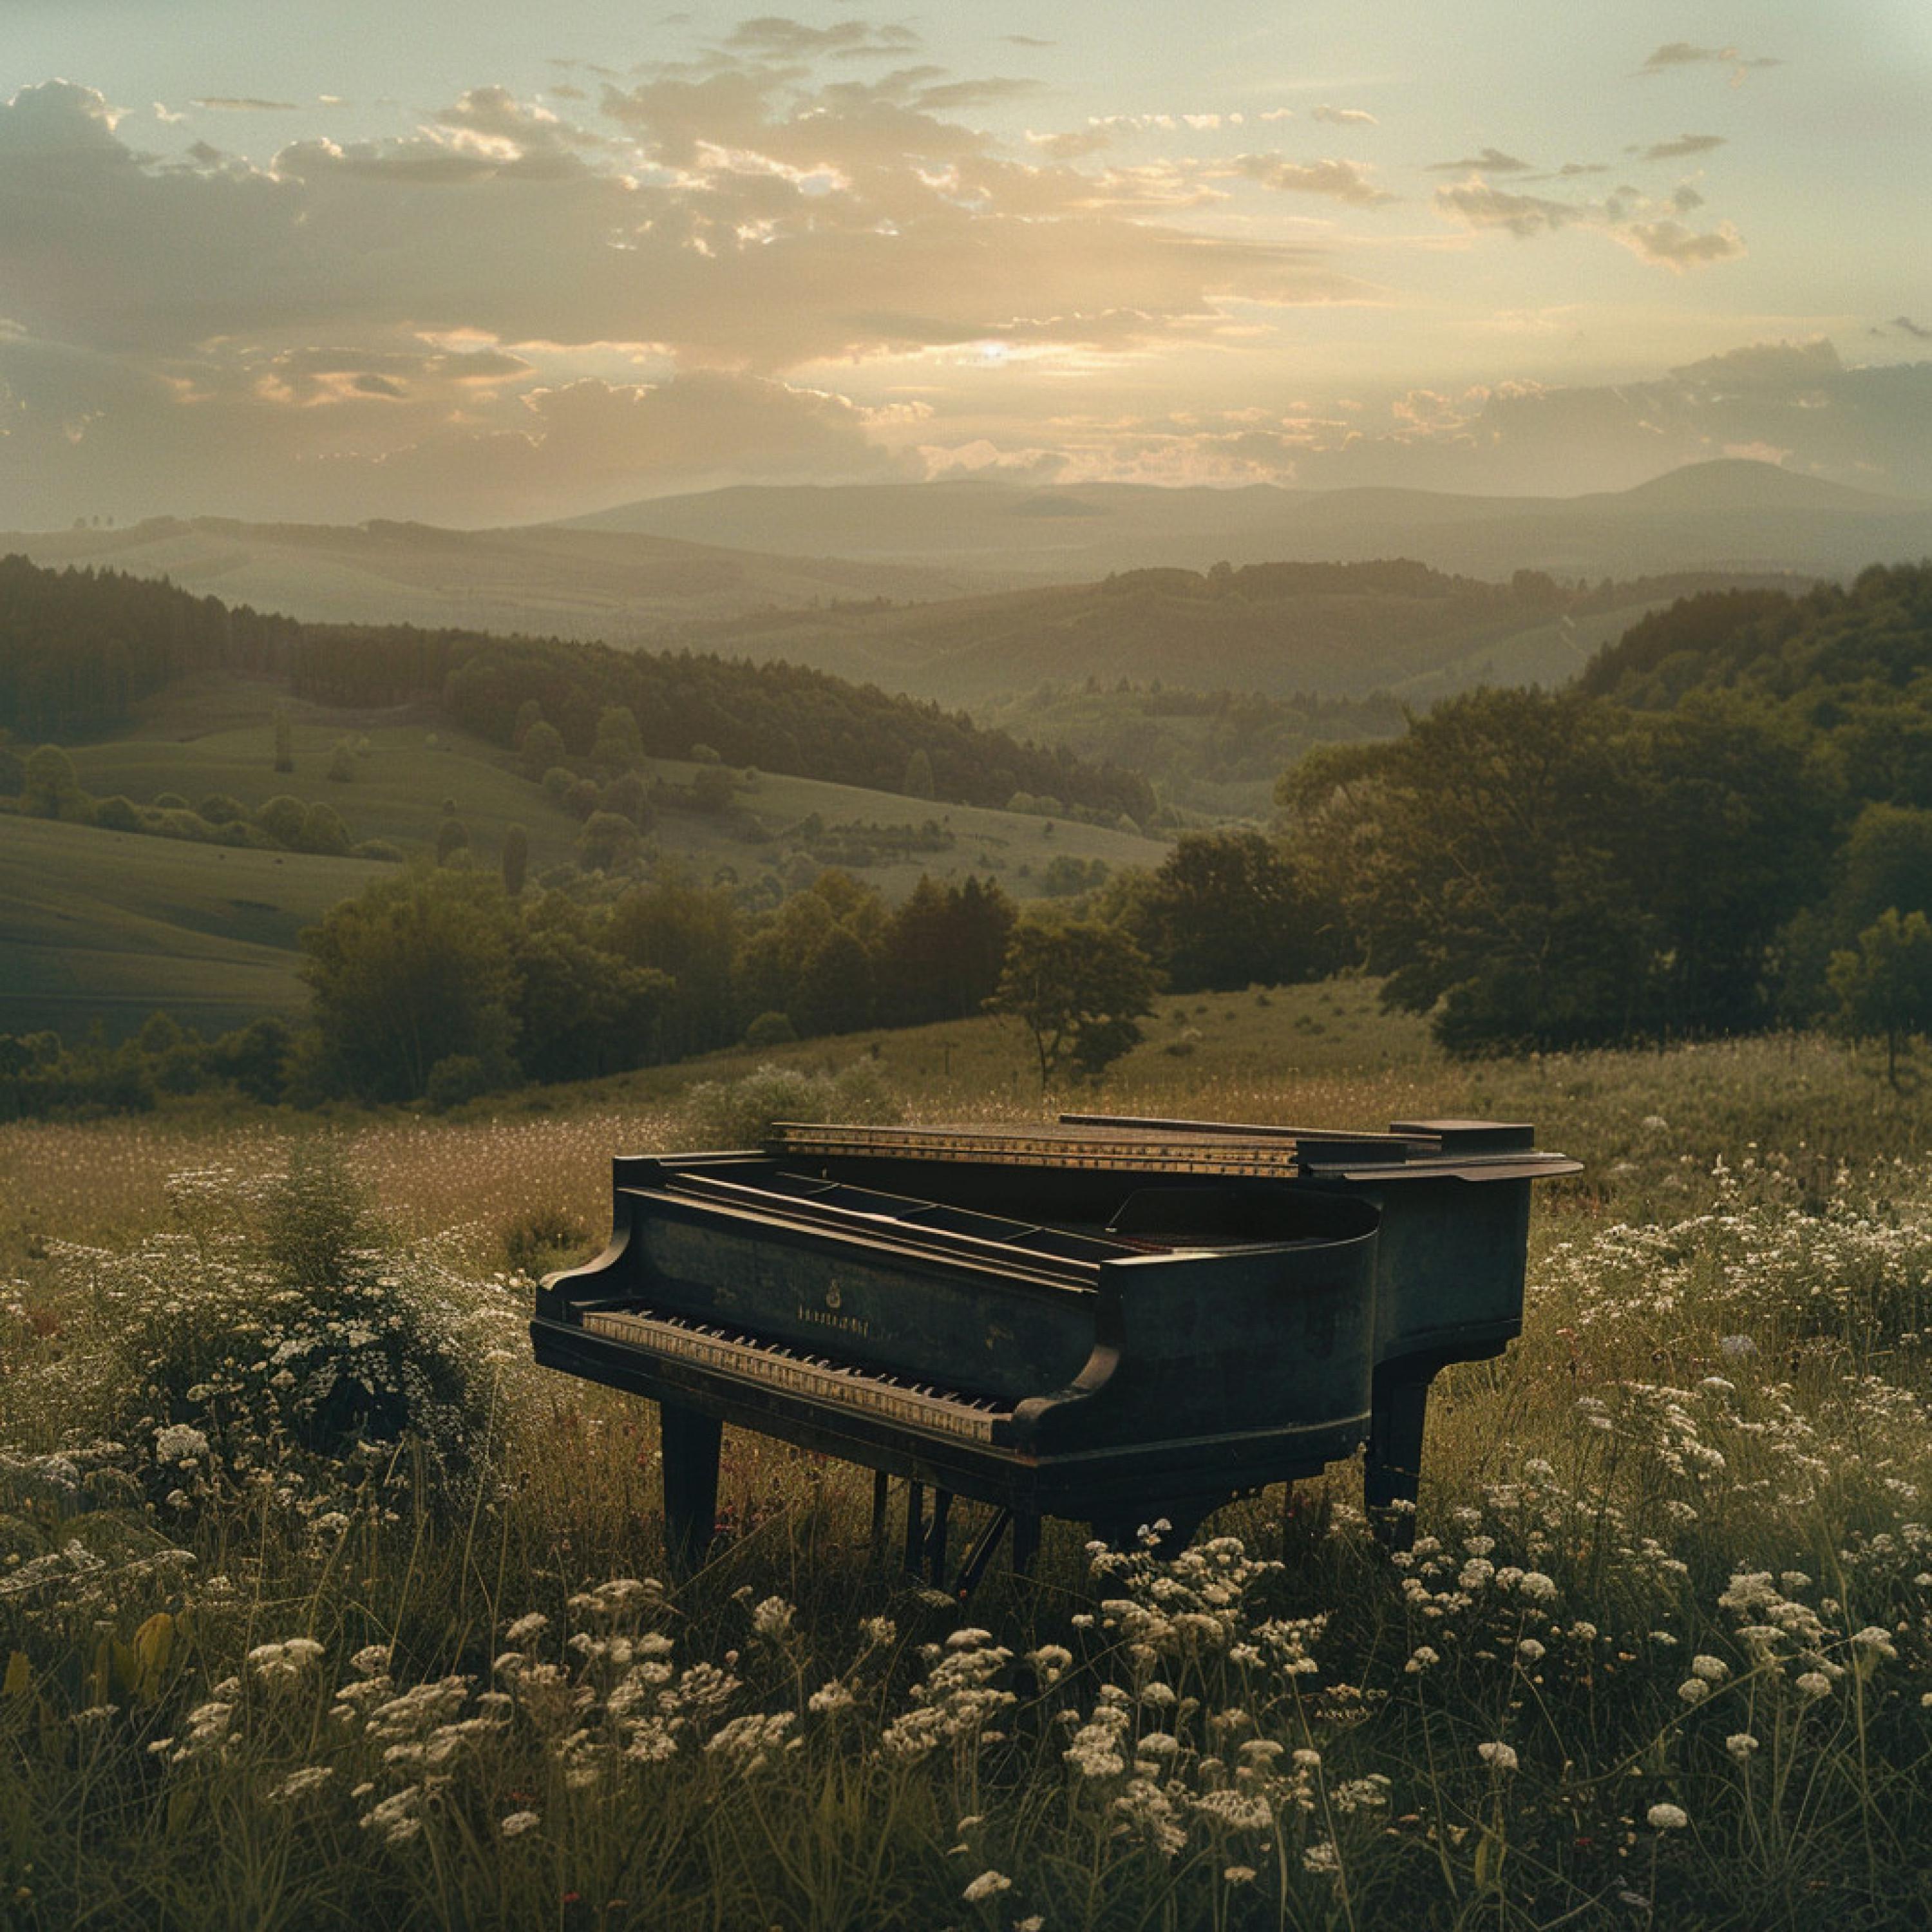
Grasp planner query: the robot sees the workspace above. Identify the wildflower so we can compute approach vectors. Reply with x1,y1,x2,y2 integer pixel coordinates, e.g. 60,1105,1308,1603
1690,1654,1728,1682
154,1423,210,1463
1517,1639,1546,1664
961,1870,1012,1904
808,1681,854,1714
1405,1645,1440,1673
1719,1335,1757,1358
1302,1839,1340,1873
349,1645,392,1678
249,1638,326,1689
1647,1803,1688,1831
500,1811,540,1837
266,1765,335,1803
1477,1741,1518,1773
1794,1671,1833,1698
1224,1865,1258,1884
750,1596,794,1640
1852,1626,1898,1660
504,1613,548,1645
1726,1734,1759,1761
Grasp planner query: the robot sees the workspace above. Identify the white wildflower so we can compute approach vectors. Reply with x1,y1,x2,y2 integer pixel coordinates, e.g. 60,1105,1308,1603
1647,1803,1688,1830
1726,1734,1759,1761
1477,1741,1518,1773
961,1869,1012,1904
499,1811,540,1837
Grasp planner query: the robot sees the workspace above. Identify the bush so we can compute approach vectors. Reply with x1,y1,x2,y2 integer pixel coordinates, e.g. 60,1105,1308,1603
93,794,141,832
424,1053,493,1110
743,1010,797,1048
51,1148,513,1510
681,1058,900,1148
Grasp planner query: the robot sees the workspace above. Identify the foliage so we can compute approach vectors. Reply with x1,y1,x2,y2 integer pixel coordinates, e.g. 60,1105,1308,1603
1828,907,1932,1085
989,911,1160,1088
299,866,520,1103
680,1057,901,1147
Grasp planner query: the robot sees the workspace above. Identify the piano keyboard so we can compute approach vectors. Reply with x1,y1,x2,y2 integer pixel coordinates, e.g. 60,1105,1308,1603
580,1305,1014,1442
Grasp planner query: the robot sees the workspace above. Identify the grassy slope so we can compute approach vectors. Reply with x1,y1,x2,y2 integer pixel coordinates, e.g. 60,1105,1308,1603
0,815,392,1037
0,516,1023,639
16,678,1168,1037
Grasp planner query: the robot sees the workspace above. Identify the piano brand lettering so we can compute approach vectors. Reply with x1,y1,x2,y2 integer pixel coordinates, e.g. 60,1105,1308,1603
797,1301,871,1337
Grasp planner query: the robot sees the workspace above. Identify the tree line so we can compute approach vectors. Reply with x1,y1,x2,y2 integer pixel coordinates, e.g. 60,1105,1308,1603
1280,562,1932,1057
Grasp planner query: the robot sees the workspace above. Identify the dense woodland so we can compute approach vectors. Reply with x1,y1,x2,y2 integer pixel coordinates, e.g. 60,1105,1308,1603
1285,562,1932,1053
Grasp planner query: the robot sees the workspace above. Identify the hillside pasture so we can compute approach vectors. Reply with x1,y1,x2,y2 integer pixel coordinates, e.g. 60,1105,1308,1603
0,816,390,1039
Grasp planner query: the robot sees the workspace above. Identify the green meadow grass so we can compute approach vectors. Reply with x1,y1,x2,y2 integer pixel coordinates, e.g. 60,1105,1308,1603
8,1018,1932,1927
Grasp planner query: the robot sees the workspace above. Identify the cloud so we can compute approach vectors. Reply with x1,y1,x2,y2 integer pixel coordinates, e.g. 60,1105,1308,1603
1428,147,1532,175
1433,177,1577,236
1434,167,1743,268
723,17,921,61
1027,127,1113,160
1233,154,1394,205
1615,217,1745,270
1003,36,1056,50
1311,105,1377,126
1886,316,1932,341
1634,132,1725,161
1638,43,1780,83
191,97,301,113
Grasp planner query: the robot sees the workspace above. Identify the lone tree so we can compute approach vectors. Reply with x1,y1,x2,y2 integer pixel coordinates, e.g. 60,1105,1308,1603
989,911,1158,1090
1828,907,1932,1088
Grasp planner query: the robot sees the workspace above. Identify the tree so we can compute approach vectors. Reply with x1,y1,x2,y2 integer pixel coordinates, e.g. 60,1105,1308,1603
273,706,294,774
502,822,530,898
989,913,1158,1090
593,704,643,775
22,744,88,820
507,906,672,1084
578,810,640,873
521,720,567,782
1122,828,1337,991
902,747,936,799
1828,908,1932,1088
299,867,518,1101
436,817,471,866
327,739,355,783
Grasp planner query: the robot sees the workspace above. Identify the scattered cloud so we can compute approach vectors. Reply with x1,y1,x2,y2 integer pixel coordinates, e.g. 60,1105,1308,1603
1613,217,1745,270
1233,154,1394,205
1633,132,1725,161
1428,147,1532,175
1884,315,1932,340
1433,178,1577,236
1638,42,1780,84
1311,105,1377,126
722,17,921,61
191,97,301,113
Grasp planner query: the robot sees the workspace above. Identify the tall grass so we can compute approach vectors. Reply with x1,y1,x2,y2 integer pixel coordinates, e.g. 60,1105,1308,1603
6,1023,1932,1926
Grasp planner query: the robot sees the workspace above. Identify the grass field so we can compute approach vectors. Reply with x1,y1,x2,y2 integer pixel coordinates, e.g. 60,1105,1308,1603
6,1012,1932,1927
0,815,392,1039
12,677,1168,1038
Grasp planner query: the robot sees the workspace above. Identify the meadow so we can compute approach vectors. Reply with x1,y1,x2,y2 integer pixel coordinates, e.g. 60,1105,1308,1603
5,990,1932,1929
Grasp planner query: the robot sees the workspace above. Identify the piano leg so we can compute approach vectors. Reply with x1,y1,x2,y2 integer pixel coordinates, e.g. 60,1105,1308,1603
659,1401,723,1575
1365,1359,1432,1551
952,1506,1011,1602
925,1490,952,1582
902,1481,925,1575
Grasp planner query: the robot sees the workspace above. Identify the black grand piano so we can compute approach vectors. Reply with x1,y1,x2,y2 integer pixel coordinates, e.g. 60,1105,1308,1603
532,1114,1578,1586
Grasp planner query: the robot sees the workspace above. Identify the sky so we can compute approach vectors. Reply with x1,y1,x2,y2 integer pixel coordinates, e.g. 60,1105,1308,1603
2,1,1929,527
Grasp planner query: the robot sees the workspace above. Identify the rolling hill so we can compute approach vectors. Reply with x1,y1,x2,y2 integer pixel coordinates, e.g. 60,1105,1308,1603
0,515,1025,643
572,460,1932,585
7,682,1169,1039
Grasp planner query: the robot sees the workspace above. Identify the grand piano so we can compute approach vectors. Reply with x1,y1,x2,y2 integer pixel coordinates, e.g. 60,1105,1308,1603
532,1114,1578,1586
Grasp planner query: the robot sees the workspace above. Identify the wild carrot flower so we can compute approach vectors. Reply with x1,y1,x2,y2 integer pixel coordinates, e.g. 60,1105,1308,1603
1647,1803,1689,1830
1477,1741,1518,1772
961,1870,1011,1903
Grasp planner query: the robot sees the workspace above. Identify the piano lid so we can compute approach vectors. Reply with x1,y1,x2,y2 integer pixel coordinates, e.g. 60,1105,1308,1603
766,1115,1580,1182
772,1119,1350,1178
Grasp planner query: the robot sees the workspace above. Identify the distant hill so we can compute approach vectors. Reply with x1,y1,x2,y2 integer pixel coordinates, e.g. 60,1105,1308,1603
571,460,1932,584
0,515,1024,643
654,559,1814,710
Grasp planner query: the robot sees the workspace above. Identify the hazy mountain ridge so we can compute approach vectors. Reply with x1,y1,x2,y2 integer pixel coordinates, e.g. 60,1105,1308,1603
569,460,1931,580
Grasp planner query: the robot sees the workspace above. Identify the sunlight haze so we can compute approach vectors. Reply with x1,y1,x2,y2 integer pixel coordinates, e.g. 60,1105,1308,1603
3,0,1927,525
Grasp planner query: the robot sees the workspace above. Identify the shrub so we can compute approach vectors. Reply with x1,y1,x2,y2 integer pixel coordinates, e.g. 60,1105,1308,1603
743,1010,797,1048
424,1053,493,1110
681,1058,900,1148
